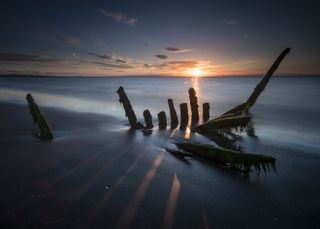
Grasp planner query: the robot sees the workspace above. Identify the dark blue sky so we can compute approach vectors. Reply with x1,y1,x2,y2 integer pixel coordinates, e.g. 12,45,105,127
0,0,319,76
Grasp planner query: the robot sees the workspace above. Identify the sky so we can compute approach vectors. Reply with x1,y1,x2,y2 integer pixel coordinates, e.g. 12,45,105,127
0,0,319,77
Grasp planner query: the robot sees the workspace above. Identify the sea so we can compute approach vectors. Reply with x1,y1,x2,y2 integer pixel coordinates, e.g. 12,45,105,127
0,75,319,153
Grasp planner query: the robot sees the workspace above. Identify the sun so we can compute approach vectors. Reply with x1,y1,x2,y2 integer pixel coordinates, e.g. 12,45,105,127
190,68,202,77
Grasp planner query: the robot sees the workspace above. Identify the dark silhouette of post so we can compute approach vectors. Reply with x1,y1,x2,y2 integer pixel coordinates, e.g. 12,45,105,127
180,103,188,129
188,87,199,123
203,103,210,122
223,48,291,115
244,48,291,111
116,86,138,129
143,109,153,129
26,93,54,140
168,99,178,128
158,111,167,129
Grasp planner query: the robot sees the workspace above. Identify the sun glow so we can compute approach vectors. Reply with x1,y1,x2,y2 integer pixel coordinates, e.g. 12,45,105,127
190,68,203,77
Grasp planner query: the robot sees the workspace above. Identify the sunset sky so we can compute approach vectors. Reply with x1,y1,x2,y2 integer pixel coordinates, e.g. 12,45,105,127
0,0,319,77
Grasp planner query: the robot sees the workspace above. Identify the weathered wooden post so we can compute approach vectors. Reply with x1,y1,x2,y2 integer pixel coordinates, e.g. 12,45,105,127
223,48,291,115
188,87,199,123
203,103,210,122
26,93,54,140
143,109,153,129
180,103,188,129
168,99,178,128
158,111,167,129
116,86,138,129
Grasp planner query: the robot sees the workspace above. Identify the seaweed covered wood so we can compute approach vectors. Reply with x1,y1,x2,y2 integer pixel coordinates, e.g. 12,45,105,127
26,93,54,140
203,103,210,122
158,111,167,129
168,99,178,127
223,48,291,116
188,87,199,123
117,86,138,129
175,142,276,174
143,109,153,129
180,103,188,129
196,116,251,132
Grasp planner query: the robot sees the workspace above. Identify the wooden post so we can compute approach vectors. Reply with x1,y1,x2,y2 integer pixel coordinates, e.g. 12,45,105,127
158,111,167,129
143,109,153,129
26,93,54,140
188,87,199,123
203,103,210,122
223,48,291,115
168,99,178,128
116,86,138,129
180,103,188,129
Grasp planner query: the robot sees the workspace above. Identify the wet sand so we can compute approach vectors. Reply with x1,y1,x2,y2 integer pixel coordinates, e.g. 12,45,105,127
1,102,320,229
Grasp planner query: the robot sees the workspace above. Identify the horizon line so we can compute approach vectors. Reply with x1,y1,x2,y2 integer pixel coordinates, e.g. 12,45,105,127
0,73,320,78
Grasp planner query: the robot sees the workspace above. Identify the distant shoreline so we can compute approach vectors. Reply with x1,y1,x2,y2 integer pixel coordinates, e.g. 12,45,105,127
0,74,319,79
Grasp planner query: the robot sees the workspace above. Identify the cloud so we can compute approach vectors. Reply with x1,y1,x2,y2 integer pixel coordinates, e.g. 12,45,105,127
97,9,138,26
142,60,212,75
0,53,57,63
148,60,202,70
245,59,259,63
89,52,112,60
115,59,128,63
89,52,132,63
225,20,239,25
165,47,193,53
91,61,134,69
48,30,81,46
155,54,168,59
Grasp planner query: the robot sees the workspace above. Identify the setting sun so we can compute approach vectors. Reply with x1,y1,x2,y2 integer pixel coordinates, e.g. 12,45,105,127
190,68,202,77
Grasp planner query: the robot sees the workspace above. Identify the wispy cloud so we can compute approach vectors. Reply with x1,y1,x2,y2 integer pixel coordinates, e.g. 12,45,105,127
92,61,134,69
165,47,193,53
155,54,168,59
142,60,212,76
225,19,239,25
147,60,208,70
89,52,112,60
0,53,57,63
89,52,133,63
97,9,138,26
47,30,81,46
244,59,259,63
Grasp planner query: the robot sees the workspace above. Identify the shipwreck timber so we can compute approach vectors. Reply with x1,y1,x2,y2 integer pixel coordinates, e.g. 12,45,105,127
194,48,291,149
188,87,199,123
203,103,210,122
158,111,167,129
143,109,153,129
223,48,291,116
179,103,188,129
26,93,54,140
175,142,276,174
168,99,179,128
117,86,138,129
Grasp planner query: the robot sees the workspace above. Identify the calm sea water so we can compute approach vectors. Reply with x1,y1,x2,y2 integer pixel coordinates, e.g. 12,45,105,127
1,76,320,152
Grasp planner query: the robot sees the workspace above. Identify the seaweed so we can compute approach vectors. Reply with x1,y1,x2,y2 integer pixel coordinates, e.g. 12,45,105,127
175,142,276,174
196,116,251,132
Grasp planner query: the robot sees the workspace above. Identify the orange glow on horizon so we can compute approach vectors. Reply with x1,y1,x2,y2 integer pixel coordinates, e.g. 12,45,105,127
189,68,203,77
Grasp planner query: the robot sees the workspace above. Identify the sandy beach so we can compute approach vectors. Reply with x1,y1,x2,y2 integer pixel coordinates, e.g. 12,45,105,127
1,101,320,229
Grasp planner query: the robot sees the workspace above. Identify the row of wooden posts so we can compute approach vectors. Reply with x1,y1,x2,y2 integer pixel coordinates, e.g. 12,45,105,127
117,86,210,130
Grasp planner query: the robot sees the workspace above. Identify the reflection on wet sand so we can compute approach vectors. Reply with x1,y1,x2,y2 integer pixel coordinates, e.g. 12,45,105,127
79,148,150,228
115,150,166,229
64,145,131,200
163,173,181,229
